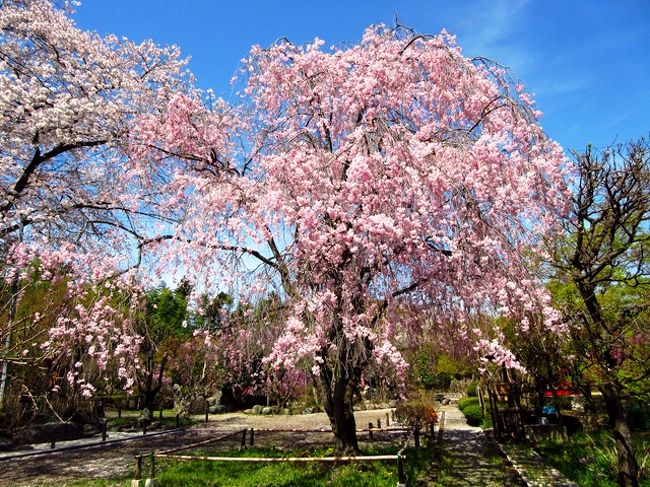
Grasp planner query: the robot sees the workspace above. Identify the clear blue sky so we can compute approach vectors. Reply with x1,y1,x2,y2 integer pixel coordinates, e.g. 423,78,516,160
75,0,649,154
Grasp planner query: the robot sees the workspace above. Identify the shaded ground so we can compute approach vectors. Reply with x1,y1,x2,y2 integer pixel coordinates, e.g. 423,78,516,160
1,408,398,487
500,442,578,487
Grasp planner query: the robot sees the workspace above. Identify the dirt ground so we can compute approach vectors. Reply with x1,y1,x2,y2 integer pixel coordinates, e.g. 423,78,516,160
2,408,400,487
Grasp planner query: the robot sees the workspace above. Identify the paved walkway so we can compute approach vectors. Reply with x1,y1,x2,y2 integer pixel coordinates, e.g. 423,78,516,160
429,406,525,486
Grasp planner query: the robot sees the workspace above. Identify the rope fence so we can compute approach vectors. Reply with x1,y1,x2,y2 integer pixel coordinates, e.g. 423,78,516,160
132,408,441,487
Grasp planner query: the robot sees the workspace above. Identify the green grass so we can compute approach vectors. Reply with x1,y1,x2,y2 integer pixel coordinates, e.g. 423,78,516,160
153,444,433,487
537,430,650,487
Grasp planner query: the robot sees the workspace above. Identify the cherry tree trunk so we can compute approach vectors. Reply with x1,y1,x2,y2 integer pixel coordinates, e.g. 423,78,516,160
321,372,359,453
600,381,639,487
318,338,360,453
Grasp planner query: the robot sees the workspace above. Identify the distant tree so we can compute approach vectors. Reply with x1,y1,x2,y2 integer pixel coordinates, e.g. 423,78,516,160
165,331,223,416
137,284,190,412
192,292,233,331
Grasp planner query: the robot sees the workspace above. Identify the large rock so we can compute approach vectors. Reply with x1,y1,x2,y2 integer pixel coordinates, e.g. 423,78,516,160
138,408,152,426
252,405,263,415
261,406,272,415
209,405,226,414
206,391,223,406
14,422,83,445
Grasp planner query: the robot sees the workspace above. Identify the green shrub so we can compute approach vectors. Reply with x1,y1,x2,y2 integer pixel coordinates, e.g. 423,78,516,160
462,404,484,426
430,372,453,390
458,396,480,412
626,402,650,431
466,381,478,397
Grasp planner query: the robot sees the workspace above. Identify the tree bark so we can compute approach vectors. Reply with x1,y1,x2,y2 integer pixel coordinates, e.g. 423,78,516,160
600,381,639,487
318,338,360,453
321,372,359,453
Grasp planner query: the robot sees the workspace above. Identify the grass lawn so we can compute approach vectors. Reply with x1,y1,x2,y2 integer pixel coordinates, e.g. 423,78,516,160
537,430,650,487
154,444,433,487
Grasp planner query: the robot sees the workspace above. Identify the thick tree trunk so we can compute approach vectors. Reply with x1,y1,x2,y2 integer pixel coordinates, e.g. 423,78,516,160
318,336,360,453
600,381,639,487
321,372,359,453
144,390,156,412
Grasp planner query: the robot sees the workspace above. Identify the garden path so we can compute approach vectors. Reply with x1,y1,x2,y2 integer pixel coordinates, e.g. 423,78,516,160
425,405,525,486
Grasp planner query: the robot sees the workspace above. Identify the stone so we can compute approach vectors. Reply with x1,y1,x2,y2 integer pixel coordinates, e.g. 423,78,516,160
261,406,272,415
206,391,222,406
243,408,254,415
282,408,291,415
138,408,152,426
252,405,263,414
441,398,451,405
209,405,226,414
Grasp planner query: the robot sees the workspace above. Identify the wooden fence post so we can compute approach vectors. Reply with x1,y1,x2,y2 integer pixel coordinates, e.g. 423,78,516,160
377,418,381,429
135,454,142,480
102,420,107,442
249,428,255,447
368,422,373,440
50,439,55,449
397,453,406,486
150,451,156,479
175,413,180,428
386,412,390,427
240,429,247,451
